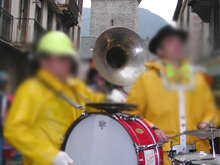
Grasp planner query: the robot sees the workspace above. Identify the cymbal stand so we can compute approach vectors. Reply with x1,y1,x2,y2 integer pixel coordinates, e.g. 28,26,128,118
210,123,216,159
168,140,176,165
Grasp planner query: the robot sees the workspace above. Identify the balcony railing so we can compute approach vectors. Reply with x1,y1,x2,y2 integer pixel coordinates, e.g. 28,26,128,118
56,0,79,26
0,7,13,42
14,18,46,45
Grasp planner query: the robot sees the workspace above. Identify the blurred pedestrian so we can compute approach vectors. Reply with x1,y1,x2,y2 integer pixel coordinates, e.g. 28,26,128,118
86,60,127,102
86,68,107,93
127,25,220,165
4,31,105,165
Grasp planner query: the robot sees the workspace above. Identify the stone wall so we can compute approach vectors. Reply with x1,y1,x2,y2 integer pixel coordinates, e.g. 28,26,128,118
90,0,138,37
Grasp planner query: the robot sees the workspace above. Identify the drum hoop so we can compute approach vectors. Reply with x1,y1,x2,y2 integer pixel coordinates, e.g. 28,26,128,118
61,112,139,163
61,112,89,150
121,120,141,145
136,119,161,165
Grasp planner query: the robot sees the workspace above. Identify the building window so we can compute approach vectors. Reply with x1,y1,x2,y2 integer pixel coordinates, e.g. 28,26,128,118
1,0,11,12
0,0,12,41
213,0,220,52
72,26,75,40
78,0,83,13
19,0,29,42
47,5,53,30
77,26,80,49
180,15,184,29
35,0,43,23
75,0,79,5
187,5,190,27
20,0,29,18
56,14,62,30
111,19,114,26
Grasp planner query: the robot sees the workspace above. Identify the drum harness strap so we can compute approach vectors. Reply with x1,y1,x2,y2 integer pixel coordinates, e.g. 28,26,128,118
37,77,85,111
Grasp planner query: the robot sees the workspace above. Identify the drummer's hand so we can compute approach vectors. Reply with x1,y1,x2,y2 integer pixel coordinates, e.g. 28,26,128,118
155,129,169,143
198,122,210,140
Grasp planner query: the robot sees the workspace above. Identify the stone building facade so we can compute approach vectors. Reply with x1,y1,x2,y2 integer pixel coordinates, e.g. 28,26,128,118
90,0,141,37
0,0,83,91
173,0,211,62
173,0,220,105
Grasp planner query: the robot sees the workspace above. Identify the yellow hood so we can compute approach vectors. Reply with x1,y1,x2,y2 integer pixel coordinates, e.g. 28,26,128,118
144,59,167,75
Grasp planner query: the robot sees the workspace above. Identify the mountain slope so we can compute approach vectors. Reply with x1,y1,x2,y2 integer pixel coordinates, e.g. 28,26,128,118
138,8,168,39
81,8,168,39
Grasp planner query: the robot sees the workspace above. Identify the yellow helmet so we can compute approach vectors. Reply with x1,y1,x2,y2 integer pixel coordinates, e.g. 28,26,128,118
36,31,77,57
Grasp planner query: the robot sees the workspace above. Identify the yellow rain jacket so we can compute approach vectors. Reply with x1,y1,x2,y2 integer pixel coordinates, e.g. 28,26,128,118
127,60,220,153
4,69,105,165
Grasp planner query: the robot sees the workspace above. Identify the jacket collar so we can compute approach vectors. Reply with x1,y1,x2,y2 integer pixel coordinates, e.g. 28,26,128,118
144,58,195,90
144,58,190,75
37,69,68,91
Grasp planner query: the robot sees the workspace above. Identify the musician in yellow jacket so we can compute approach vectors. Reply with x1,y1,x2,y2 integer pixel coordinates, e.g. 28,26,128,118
4,31,105,165
127,26,220,165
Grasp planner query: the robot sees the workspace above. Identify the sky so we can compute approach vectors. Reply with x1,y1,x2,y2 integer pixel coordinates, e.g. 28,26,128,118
83,0,178,23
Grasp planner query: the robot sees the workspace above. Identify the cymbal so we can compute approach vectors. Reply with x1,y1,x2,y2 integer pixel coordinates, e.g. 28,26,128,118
86,102,137,113
170,129,220,139
184,129,220,138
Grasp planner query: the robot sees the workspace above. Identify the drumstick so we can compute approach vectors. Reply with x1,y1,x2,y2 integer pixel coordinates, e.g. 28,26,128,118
168,133,185,139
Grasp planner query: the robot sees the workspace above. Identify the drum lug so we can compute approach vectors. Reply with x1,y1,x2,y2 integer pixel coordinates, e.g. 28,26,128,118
135,144,142,153
81,111,88,117
135,143,162,152
116,113,140,121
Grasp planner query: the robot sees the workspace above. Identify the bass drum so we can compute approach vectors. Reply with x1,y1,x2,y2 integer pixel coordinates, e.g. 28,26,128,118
62,113,163,165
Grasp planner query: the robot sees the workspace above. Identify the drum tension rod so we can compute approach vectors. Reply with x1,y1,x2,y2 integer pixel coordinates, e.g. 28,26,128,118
116,113,141,121
135,143,162,152
168,140,176,165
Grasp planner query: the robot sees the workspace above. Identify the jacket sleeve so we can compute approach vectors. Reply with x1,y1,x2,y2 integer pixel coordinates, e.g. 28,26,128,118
199,74,220,127
4,80,58,164
126,73,155,127
71,79,105,114
76,79,106,103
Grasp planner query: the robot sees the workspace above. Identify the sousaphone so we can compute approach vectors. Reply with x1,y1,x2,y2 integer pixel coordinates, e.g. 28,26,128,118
93,27,148,86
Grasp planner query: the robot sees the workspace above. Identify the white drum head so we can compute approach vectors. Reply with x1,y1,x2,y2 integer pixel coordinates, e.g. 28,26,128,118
63,114,138,165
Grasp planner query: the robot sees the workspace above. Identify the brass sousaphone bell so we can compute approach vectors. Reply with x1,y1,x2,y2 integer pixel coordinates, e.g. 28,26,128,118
93,27,148,86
